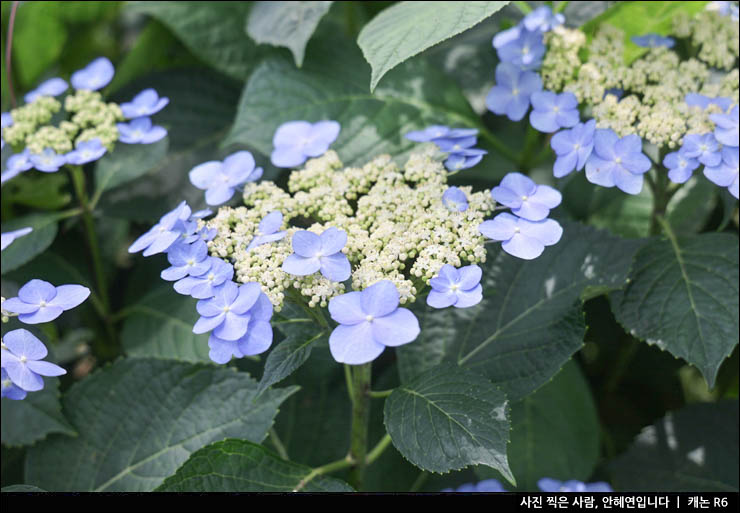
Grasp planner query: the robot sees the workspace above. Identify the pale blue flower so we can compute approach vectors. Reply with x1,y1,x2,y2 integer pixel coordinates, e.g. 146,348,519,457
445,149,487,171
681,133,722,166
65,138,107,165
486,62,543,121
523,6,565,32
550,120,596,177
120,88,169,119
2,149,33,184
1,227,32,251
497,27,545,71
30,148,66,172
585,129,652,195
247,211,287,251
282,227,351,282
427,264,482,309
405,126,477,143
189,151,263,206
631,33,675,48
174,257,234,298
24,77,68,103
117,117,167,144
1,368,27,400
1,112,12,150
431,131,478,153
161,239,211,281
71,57,114,91
328,280,420,365
529,91,579,133
442,186,468,212
207,293,273,364
493,25,522,49
704,146,739,199
479,213,563,260
2,279,90,324
271,120,340,168
538,478,613,492
442,479,507,493
684,93,733,112
491,172,562,221
1,329,65,393
193,281,262,341
128,201,192,256
663,151,699,184
710,106,739,147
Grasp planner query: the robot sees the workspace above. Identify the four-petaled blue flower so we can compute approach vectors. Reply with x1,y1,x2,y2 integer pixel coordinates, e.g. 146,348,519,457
405,126,477,143
685,93,733,112
442,186,468,212
427,264,482,309
192,281,262,340
3,279,90,324
328,280,420,364
1,227,32,251
486,62,543,121
247,211,287,251
710,105,739,147
271,120,340,168
189,151,263,206
523,6,565,32
207,292,273,364
65,138,107,165
550,120,596,177
282,227,351,282
491,172,562,221
537,478,613,493
24,78,68,103
174,257,234,298
71,57,115,91
117,117,167,144
2,149,33,184
30,148,67,173
585,129,652,195
442,479,507,493
681,133,722,166
128,201,192,256
663,151,699,184
160,239,211,281
479,212,563,260
529,91,580,133
704,146,739,199
1,329,66,394
497,28,545,71
1,368,27,400
120,88,170,119
631,33,675,48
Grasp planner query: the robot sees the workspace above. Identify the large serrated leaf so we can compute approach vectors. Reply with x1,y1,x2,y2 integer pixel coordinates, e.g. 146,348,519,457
257,325,326,395
24,359,298,491
610,232,739,387
156,439,353,492
384,363,513,482
610,400,739,491
358,1,509,91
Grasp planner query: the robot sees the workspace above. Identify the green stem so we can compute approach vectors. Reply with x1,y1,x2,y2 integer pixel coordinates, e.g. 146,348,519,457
347,362,372,490
269,428,289,460
292,455,355,492
409,471,429,492
647,168,671,236
365,433,392,465
369,388,394,399
554,1,570,13
519,124,542,172
513,1,532,14
344,364,355,403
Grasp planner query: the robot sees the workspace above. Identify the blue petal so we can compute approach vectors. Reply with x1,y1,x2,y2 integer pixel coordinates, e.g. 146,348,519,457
329,322,385,365
4,361,44,391
291,230,321,257
18,279,57,303
25,360,66,377
502,233,545,260
319,227,347,255
479,213,518,241
193,313,225,334
3,329,48,360
259,211,284,234
457,265,482,290
282,254,321,276
360,280,399,317
189,161,222,190
320,253,351,282
208,335,242,364
237,320,273,356
271,146,306,168
47,284,90,310
213,312,250,341
371,308,420,347
426,289,457,309
454,285,483,308
329,291,367,325
553,152,578,178
19,306,64,324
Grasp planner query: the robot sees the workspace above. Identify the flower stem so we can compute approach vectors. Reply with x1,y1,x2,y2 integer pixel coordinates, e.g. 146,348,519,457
478,128,520,164
365,433,392,465
347,362,372,490
292,455,355,492
5,2,19,108
369,388,394,398
269,427,289,460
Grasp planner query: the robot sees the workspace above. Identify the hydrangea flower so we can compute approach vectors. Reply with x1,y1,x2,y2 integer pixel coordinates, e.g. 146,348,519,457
663,151,700,184
1,329,66,393
117,117,167,144
497,28,545,71
426,264,482,309
550,120,596,177
431,132,477,153
681,133,722,166
709,106,739,147
271,120,340,168
247,211,287,250
491,172,562,221
189,151,263,206
486,62,543,121
529,91,580,133
1,368,27,400
120,88,169,119
24,77,68,103
442,186,468,212
2,150,33,184
442,479,507,493
71,57,114,91
160,239,211,281
3,279,90,324
174,257,234,298
445,149,487,171
684,93,733,111
282,227,351,282
523,6,565,32
1,227,32,251
206,293,273,364
30,148,67,173
479,213,563,260
585,129,652,195
327,280,420,365
631,34,675,48
537,478,613,493
192,281,262,341
65,138,107,165
128,201,192,256
704,146,739,199
404,126,477,143
492,25,522,49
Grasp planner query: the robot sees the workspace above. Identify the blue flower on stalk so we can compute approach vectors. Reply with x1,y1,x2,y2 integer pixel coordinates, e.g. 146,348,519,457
445,149,487,171
271,120,340,168
128,201,192,256
442,479,506,493
479,213,563,260
247,211,287,251
538,478,613,493
328,280,420,365
207,293,273,364
684,93,733,112
680,133,722,166
174,257,234,298
491,172,562,221
189,151,263,206
529,91,579,133
427,264,482,309
497,28,545,71
523,6,565,32
585,129,652,195
282,227,351,282
550,120,596,177
710,105,739,147
704,146,739,199
192,281,263,341
663,151,699,184
160,239,211,281
117,117,167,144
71,57,114,91
30,148,66,172
1,329,65,394
486,62,543,121
3,279,90,324
24,78,68,103
631,34,675,48
442,187,468,212
405,126,477,143
2,150,33,184
65,138,107,165
1,227,32,251
1,368,27,400
120,88,169,119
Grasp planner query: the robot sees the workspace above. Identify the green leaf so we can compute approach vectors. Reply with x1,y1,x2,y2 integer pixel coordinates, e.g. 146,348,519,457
121,285,210,363
59,1,119,22
1,212,64,275
257,324,326,395
1,378,76,447
384,363,513,481
610,232,739,387
156,439,353,491
357,1,509,91
610,400,738,491
475,361,600,491
127,1,261,80
224,32,481,166
1,485,46,492
398,220,643,400
12,2,67,88
246,1,333,67
93,138,169,198
1,173,72,211
24,359,298,491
